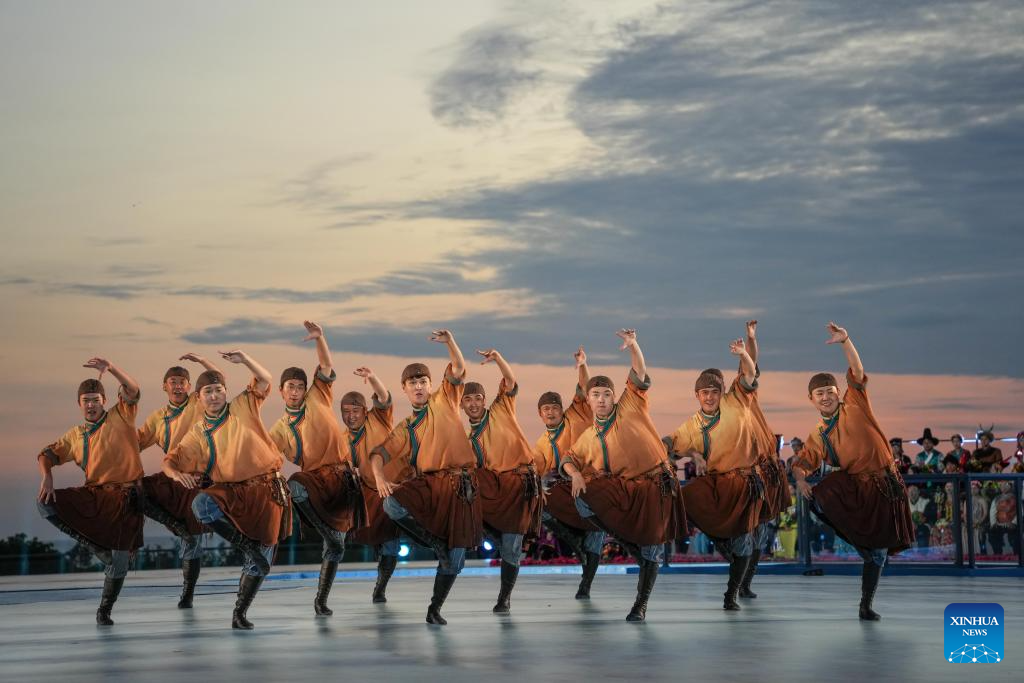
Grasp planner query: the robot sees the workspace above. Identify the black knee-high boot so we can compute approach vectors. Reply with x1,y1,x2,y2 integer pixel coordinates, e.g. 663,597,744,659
178,559,201,609
425,572,458,625
492,561,519,613
739,548,760,599
293,498,345,558
207,517,270,575
232,573,265,630
394,515,452,572
144,499,190,538
373,554,398,603
314,559,338,616
626,559,659,622
723,555,750,611
575,551,600,599
859,561,883,621
96,576,125,626
542,516,586,564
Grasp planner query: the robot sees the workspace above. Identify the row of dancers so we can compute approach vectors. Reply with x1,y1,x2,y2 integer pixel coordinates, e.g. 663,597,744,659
35,321,912,628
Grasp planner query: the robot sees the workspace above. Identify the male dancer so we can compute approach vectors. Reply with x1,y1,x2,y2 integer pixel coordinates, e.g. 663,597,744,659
532,346,606,599
741,320,791,599
790,322,914,620
561,329,686,622
270,321,366,616
369,329,483,625
667,339,766,611
461,348,542,613
163,350,290,629
138,353,221,608
342,366,399,603
36,358,144,625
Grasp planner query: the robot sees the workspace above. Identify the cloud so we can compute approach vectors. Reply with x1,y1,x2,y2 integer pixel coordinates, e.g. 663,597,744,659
6,1,1023,379
273,154,372,212
428,24,541,128
106,264,166,279
386,1,1023,376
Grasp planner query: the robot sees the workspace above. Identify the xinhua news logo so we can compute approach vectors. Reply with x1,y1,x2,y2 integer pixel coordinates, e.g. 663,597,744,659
944,603,1004,663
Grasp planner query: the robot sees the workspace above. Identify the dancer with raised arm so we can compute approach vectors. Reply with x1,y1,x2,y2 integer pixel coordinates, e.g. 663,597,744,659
369,329,483,625
790,322,914,620
270,321,366,617
460,347,542,614
561,329,686,622
341,364,398,604
666,338,766,611
532,346,606,599
36,357,144,625
138,353,221,609
163,350,290,630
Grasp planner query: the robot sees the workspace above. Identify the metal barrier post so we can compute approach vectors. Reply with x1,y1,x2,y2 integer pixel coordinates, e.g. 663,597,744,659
964,475,976,568
1016,477,1024,569
797,494,812,569
288,517,297,565
951,475,963,567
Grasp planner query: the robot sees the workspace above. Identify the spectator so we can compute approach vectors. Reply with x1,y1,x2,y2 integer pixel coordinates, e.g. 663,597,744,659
908,485,931,548
941,455,960,473
1001,431,1024,472
914,428,942,472
927,489,954,548
925,488,950,525
947,433,970,472
969,429,1003,472
891,437,912,474
966,480,990,555
988,482,1020,556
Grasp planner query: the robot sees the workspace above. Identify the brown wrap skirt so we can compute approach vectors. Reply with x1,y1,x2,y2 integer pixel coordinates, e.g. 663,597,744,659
348,480,401,546
478,464,542,536
391,468,483,548
142,472,207,536
203,471,292,546
580,465,687,547
681,468,765,539
53,481,144,551
812,469,914,554
289,463,367,534
543,475,599,531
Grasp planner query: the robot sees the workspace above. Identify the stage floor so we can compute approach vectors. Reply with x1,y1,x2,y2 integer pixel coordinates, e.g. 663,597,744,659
1,562,1019,682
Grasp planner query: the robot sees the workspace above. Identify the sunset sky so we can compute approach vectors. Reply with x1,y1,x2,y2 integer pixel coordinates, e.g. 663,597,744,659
2,1,1022,541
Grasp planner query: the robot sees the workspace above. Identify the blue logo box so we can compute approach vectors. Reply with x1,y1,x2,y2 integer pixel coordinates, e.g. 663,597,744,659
944,603,1004,663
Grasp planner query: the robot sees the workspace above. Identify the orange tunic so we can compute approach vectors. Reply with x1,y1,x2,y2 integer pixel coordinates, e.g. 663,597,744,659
165,379,283,483
564,370,668,480
345,393,395,489
532,385,592,474
795,370,894,476
469,380,535,472
269,368,348,472
41,392,144,485
139,392,205,453
372,364,477,476
669,376,761,473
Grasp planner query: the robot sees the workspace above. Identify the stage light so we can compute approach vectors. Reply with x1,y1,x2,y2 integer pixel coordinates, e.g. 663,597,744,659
398,544,410,558
483,541,493,551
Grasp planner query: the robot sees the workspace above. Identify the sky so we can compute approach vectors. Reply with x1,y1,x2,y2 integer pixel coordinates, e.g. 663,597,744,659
1,0,1022,541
